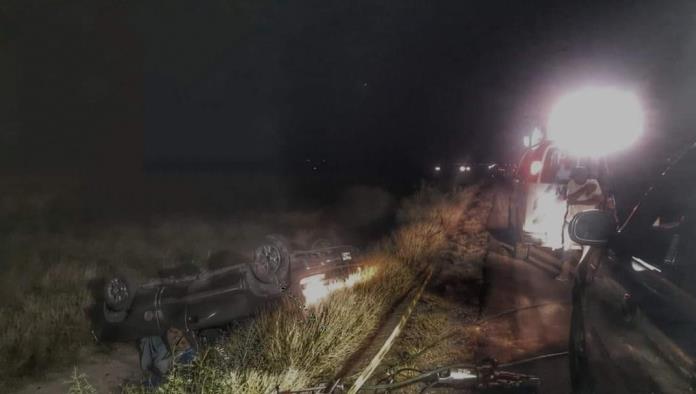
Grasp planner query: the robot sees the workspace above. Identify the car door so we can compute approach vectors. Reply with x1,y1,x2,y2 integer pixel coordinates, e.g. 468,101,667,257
575,147,696,393
615,145,696,356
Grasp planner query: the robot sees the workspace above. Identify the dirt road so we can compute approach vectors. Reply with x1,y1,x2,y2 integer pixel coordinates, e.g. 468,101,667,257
479,251,573,394
13,344,140,394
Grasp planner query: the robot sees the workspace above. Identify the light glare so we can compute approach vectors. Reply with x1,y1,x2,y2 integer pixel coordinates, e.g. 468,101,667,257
300,267,375,306
449,368,477,380
531,127,543,146
522,185,567,249
530,160,542,176
547,87,644,156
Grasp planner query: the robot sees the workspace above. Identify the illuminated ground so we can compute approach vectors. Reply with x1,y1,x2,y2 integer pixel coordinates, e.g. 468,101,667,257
481,252,572,393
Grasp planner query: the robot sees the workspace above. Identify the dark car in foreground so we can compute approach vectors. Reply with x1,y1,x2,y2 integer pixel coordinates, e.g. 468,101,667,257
95,237,360,342
566,142,696,393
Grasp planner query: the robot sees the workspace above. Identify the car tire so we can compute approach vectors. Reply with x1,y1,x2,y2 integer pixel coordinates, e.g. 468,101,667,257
103,275,137,312
251,235,291,285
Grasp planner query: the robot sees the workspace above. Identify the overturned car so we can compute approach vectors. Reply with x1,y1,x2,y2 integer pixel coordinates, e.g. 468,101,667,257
95,237,360,342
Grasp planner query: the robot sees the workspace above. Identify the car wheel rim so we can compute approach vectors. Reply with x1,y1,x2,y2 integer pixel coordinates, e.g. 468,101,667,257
256,245,281,277
107,278,129,305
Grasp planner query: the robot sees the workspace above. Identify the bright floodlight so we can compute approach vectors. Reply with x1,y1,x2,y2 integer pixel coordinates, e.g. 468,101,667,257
547,87,644,157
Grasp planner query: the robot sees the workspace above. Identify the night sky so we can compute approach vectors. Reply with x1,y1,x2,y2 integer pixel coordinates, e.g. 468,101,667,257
2,0,695,175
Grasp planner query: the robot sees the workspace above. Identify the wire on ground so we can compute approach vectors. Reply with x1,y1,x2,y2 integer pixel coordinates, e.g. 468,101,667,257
346,268,433,394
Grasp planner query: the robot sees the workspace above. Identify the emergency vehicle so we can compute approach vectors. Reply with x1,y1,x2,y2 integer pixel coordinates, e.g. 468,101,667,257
510,131,614,251
486,85,641,262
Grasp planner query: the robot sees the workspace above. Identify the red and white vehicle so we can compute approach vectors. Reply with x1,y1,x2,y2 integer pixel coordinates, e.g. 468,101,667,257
509,85,643,251
489,86,642,253
511,137,613,250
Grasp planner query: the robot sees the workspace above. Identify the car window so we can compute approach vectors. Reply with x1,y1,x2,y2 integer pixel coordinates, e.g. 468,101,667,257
622,148,696,267
624,147,696,223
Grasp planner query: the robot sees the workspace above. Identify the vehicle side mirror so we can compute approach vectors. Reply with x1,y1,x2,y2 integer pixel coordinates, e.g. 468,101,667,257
568,210,616,246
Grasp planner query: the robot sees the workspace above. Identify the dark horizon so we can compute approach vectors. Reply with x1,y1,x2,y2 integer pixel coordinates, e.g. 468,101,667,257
2,1,696,178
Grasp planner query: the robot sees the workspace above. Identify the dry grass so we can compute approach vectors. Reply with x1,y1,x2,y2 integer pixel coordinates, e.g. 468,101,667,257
0,259,94,381
0,213,324,386
392,185,479,264
377,293,481,384
370,186,494,393
66,368,98,394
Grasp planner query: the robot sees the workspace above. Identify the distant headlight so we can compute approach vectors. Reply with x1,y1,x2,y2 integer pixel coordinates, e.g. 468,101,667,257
434,166,441,172
458,165,472,172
